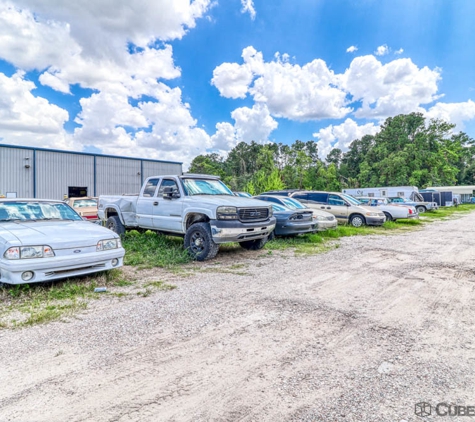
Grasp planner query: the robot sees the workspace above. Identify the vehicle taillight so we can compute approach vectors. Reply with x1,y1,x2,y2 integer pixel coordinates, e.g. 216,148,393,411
409,209,413,214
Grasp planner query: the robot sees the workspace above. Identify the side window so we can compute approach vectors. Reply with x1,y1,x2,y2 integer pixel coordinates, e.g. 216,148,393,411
307,193,328,205
328,194,346,206
292,193,308,203
143,178,160,197
157,179,179,197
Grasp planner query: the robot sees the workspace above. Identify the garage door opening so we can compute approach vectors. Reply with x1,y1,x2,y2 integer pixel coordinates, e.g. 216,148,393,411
68,187,88,198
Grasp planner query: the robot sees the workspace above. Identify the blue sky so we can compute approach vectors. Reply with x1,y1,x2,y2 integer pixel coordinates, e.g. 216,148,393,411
0,0,474,166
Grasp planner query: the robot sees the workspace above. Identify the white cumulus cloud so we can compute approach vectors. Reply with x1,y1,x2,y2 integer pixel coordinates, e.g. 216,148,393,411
426,100,475,131
0,71,74,149
212,46,351,121
346,46,358,53
340,55,442,119
313,118,379,158
241,0,256,20
375,44,389,56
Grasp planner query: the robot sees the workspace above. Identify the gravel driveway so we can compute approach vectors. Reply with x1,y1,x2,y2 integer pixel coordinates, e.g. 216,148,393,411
1,213,475,422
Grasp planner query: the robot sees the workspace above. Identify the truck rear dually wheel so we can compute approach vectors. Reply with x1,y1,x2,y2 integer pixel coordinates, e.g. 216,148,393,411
106,215,126,235
184,222,219,261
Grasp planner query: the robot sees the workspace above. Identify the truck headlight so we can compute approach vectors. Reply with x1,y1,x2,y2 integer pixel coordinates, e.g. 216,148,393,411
268,206,273,217
4,245,55,260
217,206,238,220
97,238,119,251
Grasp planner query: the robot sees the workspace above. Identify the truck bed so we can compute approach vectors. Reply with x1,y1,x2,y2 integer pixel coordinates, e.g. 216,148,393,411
98,195,139,227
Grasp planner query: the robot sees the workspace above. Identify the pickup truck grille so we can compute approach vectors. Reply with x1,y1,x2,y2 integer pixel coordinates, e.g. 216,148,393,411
238,207,269,222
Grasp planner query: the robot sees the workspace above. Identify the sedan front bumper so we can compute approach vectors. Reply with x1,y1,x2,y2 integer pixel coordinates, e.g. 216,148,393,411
210,218,276,243
0,248,125,285
366,215,386,226
313,219,338,231
275,220,318,236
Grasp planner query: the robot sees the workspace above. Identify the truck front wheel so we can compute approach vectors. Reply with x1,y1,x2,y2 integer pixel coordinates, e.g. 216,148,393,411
239,237,268,250
106,215,126,236
184,222,219,261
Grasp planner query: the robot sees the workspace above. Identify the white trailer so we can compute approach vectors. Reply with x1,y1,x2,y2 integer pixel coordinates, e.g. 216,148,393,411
342,186,419,199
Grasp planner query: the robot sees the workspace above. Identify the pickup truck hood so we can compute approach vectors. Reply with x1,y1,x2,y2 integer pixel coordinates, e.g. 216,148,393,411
0,221,118,249
186,195,271,208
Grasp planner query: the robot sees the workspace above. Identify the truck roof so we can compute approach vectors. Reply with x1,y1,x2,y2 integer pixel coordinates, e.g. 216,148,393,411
180,173,221,180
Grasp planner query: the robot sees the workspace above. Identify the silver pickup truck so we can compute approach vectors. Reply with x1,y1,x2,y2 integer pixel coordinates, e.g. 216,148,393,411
98,174,276,261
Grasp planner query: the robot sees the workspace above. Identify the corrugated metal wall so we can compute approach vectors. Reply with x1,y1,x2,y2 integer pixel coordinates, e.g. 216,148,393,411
0,147,34,197
36,151,95,199
142,161,182,180
1,145,182,199
96,156,142,195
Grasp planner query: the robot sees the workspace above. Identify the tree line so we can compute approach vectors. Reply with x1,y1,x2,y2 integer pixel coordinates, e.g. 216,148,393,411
189,113,475,194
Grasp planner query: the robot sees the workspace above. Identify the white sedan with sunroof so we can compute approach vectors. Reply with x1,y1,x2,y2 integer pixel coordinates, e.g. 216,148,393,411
0,199,125,285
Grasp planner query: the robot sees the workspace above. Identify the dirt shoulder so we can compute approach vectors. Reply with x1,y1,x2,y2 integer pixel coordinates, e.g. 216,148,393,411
1,213,475,421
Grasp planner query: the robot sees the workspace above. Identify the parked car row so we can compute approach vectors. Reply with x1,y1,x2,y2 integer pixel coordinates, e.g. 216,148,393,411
1,176,427,285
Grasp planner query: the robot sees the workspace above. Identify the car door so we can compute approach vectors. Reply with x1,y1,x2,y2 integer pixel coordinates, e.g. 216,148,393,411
136,178,161,229
153,178,183,232
326,194,350,223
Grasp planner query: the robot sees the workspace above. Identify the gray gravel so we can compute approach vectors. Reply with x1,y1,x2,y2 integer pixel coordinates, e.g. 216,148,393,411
1,214,475,421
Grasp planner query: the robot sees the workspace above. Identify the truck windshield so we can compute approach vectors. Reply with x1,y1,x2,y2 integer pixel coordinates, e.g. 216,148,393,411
182,178,234,196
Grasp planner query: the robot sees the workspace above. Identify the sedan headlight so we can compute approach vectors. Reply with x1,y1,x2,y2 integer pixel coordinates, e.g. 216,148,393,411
97,238,120,251
217,206,238,220
315,215,327,221
4,245,55,260
365,212,380,216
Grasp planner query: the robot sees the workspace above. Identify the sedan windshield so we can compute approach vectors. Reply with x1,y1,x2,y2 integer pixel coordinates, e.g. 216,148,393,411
282,197,306,209
341,194,362,205
0,201,82,222
182,178,233,196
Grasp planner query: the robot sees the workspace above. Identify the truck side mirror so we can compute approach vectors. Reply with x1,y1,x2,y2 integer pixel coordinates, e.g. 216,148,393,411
163,186,180,199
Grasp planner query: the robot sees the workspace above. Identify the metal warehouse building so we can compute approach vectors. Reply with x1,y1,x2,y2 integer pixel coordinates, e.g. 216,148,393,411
0,143,182,200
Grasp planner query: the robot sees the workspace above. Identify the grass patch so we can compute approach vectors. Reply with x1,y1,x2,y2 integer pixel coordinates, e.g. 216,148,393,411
144,280,177,290
122,230,191,268
0,269,129,328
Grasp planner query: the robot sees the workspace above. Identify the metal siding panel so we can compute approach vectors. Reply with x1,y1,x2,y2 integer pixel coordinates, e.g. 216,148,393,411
142,161,182,180
35,151,95,199
0,146,34,197
96,157,142,195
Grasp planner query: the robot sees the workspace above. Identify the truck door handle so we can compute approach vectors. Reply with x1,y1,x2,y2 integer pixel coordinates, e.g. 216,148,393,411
153,202,158,206
327,207,331,209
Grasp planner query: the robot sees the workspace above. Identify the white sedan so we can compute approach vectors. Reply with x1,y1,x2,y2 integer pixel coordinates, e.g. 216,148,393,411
355,197,419,221
0,199,125,285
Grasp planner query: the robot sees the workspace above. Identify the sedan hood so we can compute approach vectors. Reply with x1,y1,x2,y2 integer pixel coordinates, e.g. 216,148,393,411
0,221,118,249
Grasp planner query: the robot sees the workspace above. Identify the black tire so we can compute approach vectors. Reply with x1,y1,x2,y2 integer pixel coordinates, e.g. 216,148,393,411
239,236,268,250
268,231,276,241
106,215,126,235
184,222,219,261
349,214,366,228
383,212,393,222
416,205,426,214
